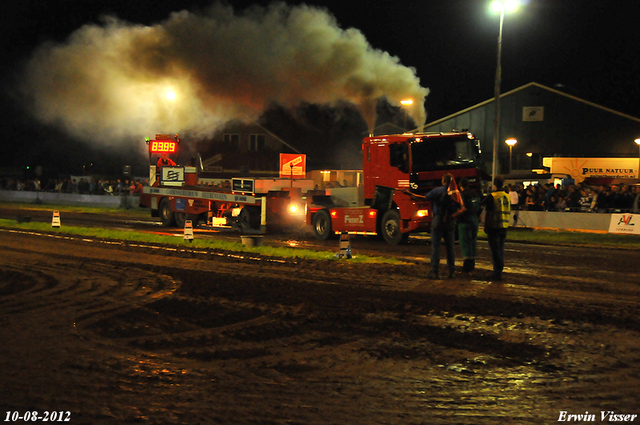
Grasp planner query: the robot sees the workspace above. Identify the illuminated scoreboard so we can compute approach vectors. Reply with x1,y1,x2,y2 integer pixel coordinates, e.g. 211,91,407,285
147,134,179,154
149,140,177,153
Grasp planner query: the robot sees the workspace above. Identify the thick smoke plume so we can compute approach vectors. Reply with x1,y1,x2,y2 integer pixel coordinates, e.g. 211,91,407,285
20,2,429,146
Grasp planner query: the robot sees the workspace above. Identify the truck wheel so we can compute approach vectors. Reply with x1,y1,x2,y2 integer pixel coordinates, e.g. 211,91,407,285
312,209,333,240
159,198,176,227
381,209,409,245
175,212,186,229
239,207,260,230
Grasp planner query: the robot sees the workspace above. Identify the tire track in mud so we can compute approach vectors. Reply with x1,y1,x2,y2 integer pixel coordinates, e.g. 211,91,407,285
70,260,640,419
1,229,640,423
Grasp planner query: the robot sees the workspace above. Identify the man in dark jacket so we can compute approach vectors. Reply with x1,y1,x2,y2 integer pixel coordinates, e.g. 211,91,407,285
425,173,460,279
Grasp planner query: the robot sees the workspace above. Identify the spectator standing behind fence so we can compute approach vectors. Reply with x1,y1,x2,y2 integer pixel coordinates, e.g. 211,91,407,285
508,184,519,225
596,185,612,212
457,178,481,273
104,180,114,196
483,175,510,281
525,187,535,210
566,186,580,211
543,183,555,209
619,185,634,211
131,180,144,196
580,188,592,212
610,185,621,210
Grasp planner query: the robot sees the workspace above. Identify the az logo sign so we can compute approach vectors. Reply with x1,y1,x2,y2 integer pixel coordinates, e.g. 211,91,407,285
617,215,635,226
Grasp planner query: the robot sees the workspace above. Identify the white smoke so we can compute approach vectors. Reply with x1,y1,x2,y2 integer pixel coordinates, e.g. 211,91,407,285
20,2,429,146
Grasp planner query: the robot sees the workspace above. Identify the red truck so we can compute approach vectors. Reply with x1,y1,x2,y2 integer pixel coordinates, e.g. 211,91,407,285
307,131,487,244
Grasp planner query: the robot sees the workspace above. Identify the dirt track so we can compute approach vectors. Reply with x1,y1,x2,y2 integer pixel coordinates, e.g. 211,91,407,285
1,213,640,424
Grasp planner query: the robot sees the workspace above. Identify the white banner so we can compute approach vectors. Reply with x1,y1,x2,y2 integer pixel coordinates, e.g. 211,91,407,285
548,157,640,183
608,214,640,235
161,166,185,186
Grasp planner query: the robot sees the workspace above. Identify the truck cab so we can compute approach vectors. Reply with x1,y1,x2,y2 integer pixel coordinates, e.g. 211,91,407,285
363,131,483,201
309,130,486,244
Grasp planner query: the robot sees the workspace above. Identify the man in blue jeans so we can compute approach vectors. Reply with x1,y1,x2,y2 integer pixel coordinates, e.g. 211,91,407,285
425,173,460,279
483,175,511,280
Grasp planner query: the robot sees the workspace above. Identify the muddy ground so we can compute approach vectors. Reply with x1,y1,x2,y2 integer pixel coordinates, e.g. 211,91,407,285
0,209,639,424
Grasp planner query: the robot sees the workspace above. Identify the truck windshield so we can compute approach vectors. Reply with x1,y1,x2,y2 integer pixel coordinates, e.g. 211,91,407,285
410,137,476,172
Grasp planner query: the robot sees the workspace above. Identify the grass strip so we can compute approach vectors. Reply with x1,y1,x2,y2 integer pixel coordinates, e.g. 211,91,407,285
479,228,640,250
0,201,150,217
0,219,402,264
3,202,638,250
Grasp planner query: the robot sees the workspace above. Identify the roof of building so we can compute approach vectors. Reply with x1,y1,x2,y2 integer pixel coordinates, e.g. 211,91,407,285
422,82,640,129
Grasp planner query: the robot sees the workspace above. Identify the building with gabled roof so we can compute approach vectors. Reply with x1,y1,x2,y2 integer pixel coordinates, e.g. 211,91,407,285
422,82,640,175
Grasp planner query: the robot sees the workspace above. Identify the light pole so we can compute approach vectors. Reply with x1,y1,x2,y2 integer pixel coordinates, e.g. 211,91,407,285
505,138,517,173
400,99,413,131
635,138,640,178
490,0,518,182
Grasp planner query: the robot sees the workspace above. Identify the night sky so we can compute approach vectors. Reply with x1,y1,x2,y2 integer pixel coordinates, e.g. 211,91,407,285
1,0,638,175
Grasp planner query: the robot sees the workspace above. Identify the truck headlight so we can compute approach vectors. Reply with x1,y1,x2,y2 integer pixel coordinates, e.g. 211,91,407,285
289,204,302,215
416,209,429,218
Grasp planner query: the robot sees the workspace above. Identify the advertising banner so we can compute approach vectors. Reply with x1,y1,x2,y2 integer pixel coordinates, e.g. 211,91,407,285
161,166,185,187
548,158,639,183
279,154,306,178
608,214,640,235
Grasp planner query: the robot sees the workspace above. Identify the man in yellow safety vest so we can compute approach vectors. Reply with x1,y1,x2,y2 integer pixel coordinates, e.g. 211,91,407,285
483,175,510,280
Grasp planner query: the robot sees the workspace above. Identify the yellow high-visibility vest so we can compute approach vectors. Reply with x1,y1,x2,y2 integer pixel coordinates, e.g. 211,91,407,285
487,190,511,229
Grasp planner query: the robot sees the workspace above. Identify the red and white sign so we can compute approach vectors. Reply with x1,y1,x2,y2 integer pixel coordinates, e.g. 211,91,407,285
609,214,640,235
280,154,306,178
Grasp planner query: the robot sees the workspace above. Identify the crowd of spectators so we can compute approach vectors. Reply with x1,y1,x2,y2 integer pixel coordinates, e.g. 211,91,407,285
2,175,639,214
0,177,147,196
507,182,640,213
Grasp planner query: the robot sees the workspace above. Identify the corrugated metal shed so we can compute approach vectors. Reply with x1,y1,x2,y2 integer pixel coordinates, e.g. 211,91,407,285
421,82,640,174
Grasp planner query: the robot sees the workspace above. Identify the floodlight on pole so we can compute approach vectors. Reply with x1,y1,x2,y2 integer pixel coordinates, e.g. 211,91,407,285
635,138,640,178
505,138,517,173
490,0,518,183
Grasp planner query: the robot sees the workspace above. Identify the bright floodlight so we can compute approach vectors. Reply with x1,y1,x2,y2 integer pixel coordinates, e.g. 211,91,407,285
166,91,176,101
505,138,518,146
400,99,413,106
505,0,518,11
635,138,640,146
491,0,518,12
